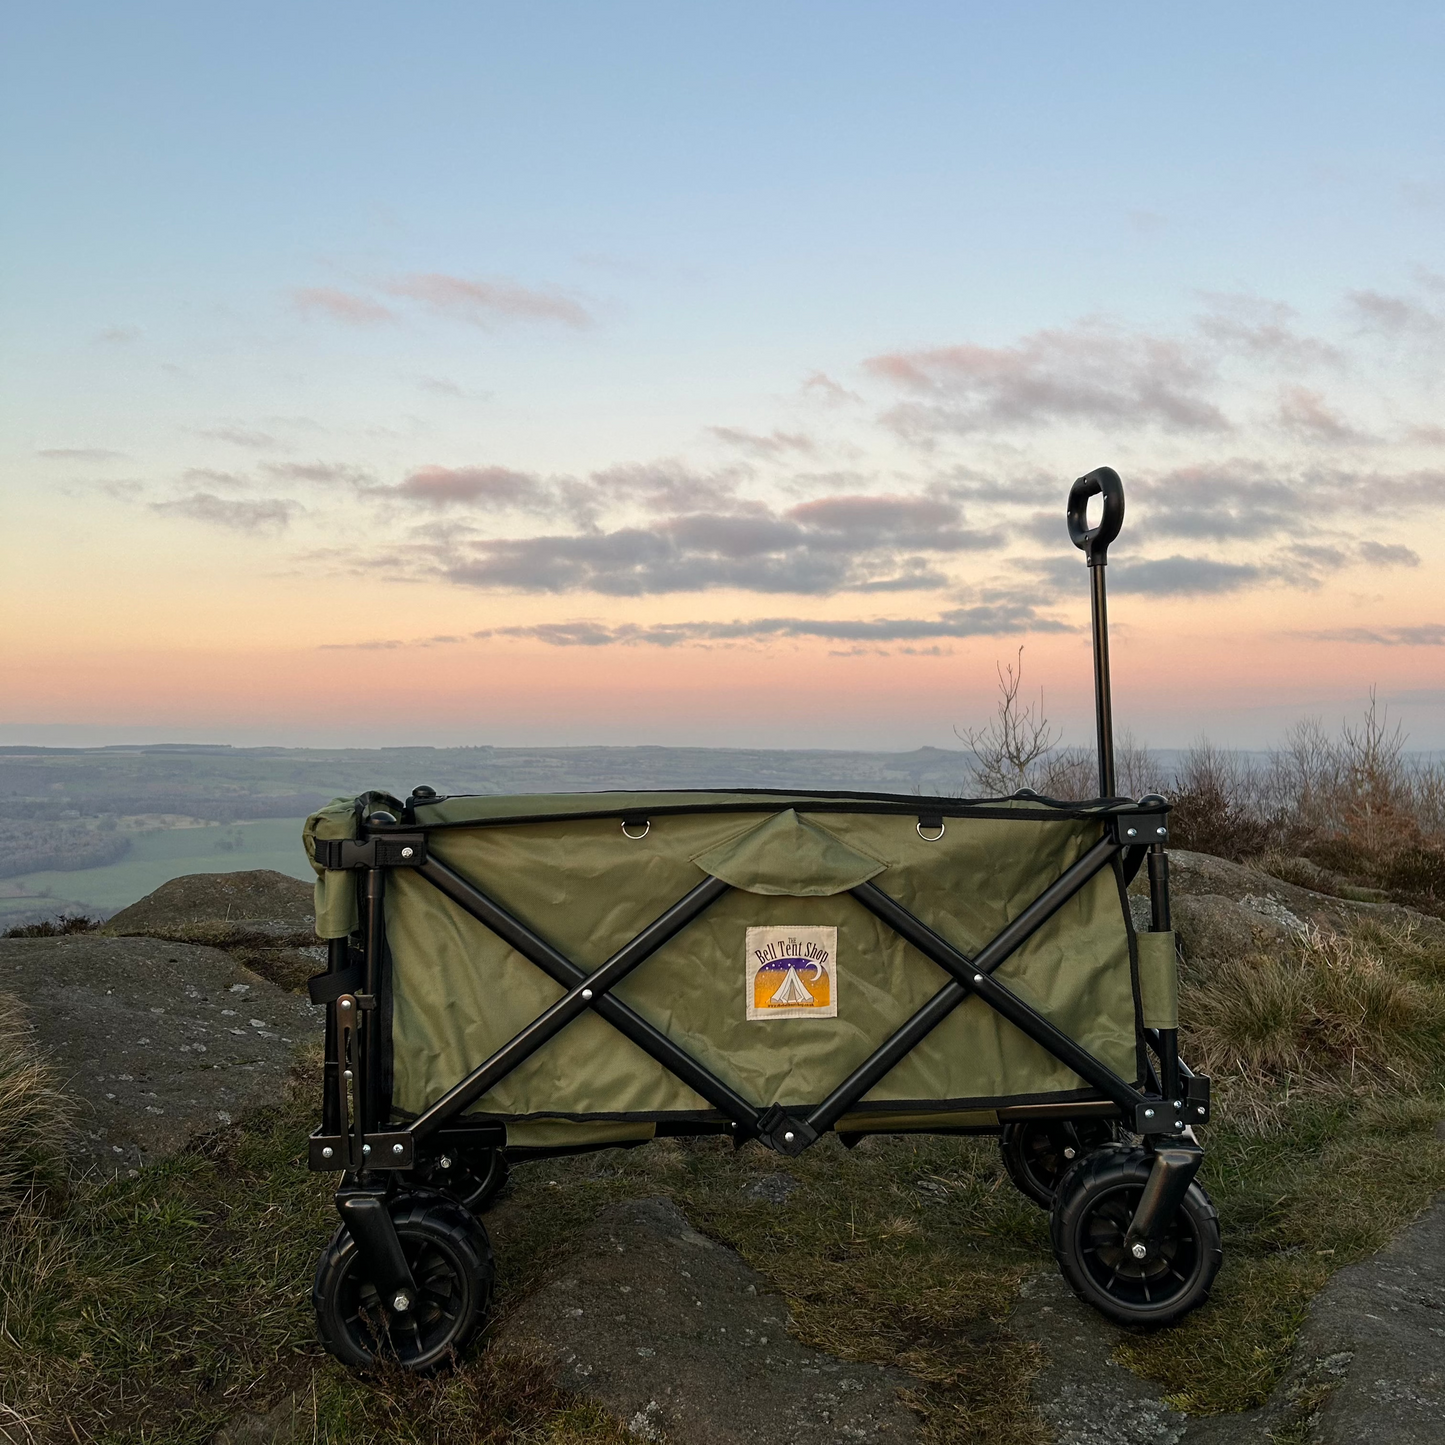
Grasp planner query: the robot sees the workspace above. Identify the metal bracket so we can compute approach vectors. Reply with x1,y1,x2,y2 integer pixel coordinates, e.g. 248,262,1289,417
1185,1073,1211,1125
1134,1100,1187,1134
1113,813,1169,847
309,1129,415,1171
314,833,428,870
757,1103,819,1156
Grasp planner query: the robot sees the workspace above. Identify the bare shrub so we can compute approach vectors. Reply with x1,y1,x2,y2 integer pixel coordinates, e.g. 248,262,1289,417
1167,743,1279,861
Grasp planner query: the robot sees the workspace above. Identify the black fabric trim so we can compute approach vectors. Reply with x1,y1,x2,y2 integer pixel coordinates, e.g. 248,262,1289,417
427,1088,1111,1128
412,791,1158,833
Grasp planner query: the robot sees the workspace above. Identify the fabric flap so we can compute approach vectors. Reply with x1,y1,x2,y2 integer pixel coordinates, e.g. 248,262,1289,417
1136,929,1180,1030
691,809,885,896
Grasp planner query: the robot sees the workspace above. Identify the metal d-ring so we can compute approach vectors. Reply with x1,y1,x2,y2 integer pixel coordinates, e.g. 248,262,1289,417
621,818,651,840
917,819,945,841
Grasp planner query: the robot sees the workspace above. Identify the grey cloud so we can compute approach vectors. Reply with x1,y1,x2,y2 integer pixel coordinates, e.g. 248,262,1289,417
483,602,1068,648
441,491,999,596
1298,625,1445,647
1195,295,1341,366
1347,290,1445,335
266,461,373,486
1358,541,1420,568
708,426,816,458
183,468,251,489
383,465,547,509
151,492,299,532
868,324,1229,438
589,461,743,516
801,371,862,405
202,427,279,450
380,273,592,329
37,447,127,461
1276,387,1368,444
1109,556,1262,596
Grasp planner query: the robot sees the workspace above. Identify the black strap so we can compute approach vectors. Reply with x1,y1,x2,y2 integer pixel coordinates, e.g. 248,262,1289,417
308,963,363,1006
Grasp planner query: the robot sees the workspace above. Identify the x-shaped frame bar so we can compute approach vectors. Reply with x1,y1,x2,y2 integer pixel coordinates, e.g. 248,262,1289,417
399,829,1161,1157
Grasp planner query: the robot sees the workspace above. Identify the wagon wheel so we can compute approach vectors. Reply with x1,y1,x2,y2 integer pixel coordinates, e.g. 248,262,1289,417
412,1146,510,1213
1050,1146,1221,1328
998,1118,1118,1207
313,1196,494,1372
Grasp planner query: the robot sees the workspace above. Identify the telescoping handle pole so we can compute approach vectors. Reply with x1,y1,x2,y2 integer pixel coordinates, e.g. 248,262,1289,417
1067,467,1125,799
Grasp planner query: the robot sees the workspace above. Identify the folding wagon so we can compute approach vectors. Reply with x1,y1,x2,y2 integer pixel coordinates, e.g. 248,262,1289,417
303,468,1221,1372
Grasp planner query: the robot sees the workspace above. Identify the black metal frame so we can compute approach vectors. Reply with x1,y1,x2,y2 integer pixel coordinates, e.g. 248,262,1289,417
309,465,1212,1291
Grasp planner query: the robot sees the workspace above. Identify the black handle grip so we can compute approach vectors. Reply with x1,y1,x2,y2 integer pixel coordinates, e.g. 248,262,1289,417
1067,466,1125,566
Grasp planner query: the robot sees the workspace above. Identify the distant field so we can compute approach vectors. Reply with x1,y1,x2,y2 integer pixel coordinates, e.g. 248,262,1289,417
0,818,311,918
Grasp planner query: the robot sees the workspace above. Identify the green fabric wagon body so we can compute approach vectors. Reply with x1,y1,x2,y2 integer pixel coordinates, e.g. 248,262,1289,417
306,791,1157,1150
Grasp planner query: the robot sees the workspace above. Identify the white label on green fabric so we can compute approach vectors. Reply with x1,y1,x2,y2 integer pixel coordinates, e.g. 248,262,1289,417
745,925,838,1020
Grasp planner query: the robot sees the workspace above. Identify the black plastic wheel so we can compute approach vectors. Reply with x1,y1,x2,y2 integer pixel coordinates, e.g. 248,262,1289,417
410,1146,509,1213
313,1195,494,1372
1050,1145,1222,1327
999,1118,1118,1208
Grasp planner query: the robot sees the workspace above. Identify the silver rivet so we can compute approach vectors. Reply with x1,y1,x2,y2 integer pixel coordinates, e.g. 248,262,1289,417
1144,1108,1155,1118
784,1131,795,1142
1175,1121,1184,1129
401,846,414,858
1172,1101,1182,1109
339,999,353,1011
321,1146,333,1160
1197,1106,1206,1115
362,1144,371,1155
344,1069,353,1081
393,1143,404,1156
1131,1243,1148,1260
392,1292,410,1312
973,974,983,984
582,988,593,1000
1157,826,1167,836
1126,827,1138,838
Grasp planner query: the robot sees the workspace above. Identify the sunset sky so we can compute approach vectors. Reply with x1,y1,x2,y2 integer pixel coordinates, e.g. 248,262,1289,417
4,3,1444,751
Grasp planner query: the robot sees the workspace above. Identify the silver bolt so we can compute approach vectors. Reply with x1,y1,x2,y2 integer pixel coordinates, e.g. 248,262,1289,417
1131,1242,1148,1260
1144,1108,1155,1119
1157,826,1167,837
392,1292,411,1312
784,1131,795,1142
344,1069,353,1081
439,1155,452,1169
973,974,983,984
1197,1106,1206,1115
362,1144,371,1156
582,988,593,1000
321,1146,333,1160
393,1143,404,1156
1175,1120,1184,1130
1126,827,1138,838
1172,1101,1182,1109
401,846,414,859
1063,1147,1076,1160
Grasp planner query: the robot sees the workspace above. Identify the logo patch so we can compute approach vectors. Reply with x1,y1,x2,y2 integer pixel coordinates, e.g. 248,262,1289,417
746,925,838,1020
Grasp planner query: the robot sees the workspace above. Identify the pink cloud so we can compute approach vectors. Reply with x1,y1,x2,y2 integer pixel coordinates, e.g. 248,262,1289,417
292,287,394,325
381,273,592,328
